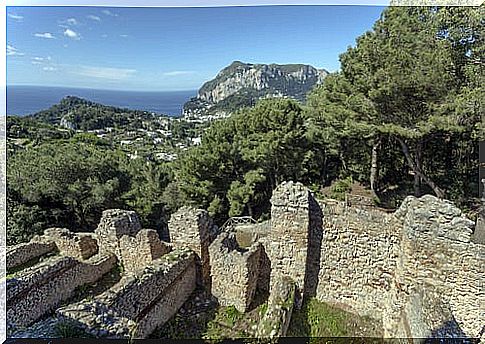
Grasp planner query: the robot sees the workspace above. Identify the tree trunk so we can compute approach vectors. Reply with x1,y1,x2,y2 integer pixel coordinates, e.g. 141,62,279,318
370,137,380,192
414,141,422,197
397,137,445,199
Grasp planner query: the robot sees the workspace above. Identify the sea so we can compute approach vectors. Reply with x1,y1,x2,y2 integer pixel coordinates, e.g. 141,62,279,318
7,85,197,117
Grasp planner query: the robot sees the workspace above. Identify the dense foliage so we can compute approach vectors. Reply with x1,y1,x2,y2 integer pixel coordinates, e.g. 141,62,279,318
7,6,483,244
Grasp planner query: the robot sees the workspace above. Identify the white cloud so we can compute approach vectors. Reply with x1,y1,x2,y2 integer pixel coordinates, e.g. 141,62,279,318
34,32,55,39
64,29,81,40
72,66,136,80
101,34,108,38
87,15,101,21
163,71,196,77
101,9,118,17
66,18,78,26
43,66,57,71
8,13,23,21
7,45,24,56
32,56,51,62
120,34,129,38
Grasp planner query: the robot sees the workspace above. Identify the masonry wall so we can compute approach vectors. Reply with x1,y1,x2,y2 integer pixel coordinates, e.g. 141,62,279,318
315,194,484,339
209,232,262,312
43,228,98,260
6,238,56,270
316,204,401,323
119,229,171,273
7,253,116,331
169,206,218,286
57,249,196,339
266,181,323,305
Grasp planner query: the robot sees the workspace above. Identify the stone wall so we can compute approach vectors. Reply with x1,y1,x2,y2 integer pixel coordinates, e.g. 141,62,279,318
119,229,171,273
208,232,262,312
95,209,142,258
266,181,323,306
43,228,98,260
393,195,484,338
256,276,296,339
169,206,218,287
7,253,116,331
314,194,484,339
6,238,56,270
316,204,401,321
57,249,196,339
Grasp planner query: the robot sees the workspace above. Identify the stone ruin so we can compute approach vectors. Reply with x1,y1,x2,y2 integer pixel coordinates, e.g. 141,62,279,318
5,181,485,341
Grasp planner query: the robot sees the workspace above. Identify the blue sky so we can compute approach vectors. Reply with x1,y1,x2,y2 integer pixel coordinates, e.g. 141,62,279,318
7,6,385,91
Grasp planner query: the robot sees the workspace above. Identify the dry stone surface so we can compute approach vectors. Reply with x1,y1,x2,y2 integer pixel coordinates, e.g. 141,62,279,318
208,232,262,312
256,276,296,339
43,228,98,260
7,253,116,332
95,209,142,258
119,229,171,273
266,181,323,306
169,206,218,286
56,248,196,339
7,237,56,270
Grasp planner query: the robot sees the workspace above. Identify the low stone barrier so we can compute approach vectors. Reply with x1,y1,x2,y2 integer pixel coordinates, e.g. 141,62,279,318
56,248,197,339
6,239,56,270
209,232,262,312
119,229,172,273
43,228,98,260
7,253,116,331
256,276,296,339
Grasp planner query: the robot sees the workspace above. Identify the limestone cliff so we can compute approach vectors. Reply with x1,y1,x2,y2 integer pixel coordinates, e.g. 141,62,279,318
183,61,328,118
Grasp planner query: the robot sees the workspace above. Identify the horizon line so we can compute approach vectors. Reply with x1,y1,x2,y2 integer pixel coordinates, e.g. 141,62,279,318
7,84,199,93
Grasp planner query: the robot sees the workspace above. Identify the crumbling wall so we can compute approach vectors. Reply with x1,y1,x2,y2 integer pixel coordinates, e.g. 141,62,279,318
169,206,218,286
316,204,401,321
7,253,116,331
266,181,323,305
95,209,142,258
43,228,98,260
119,229,171,273
209,232,262,312
393,195,484,338
6,238,56,270
256,276,296,339
57,248,196,339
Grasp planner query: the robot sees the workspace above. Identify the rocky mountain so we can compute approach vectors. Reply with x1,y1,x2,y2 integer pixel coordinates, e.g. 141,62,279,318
183,61,328,119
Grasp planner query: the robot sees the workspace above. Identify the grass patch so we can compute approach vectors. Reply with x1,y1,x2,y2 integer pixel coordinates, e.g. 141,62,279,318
53,320,94,338
288,299,349,337
287,298,383,339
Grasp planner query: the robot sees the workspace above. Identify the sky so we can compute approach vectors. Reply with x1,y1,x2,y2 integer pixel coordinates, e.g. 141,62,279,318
6,6,385,91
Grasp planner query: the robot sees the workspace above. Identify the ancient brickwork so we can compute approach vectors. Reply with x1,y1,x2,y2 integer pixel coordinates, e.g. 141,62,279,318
57,249,196,339
316,204,401,320
472,206,485,244
394,195,484,338
95,209,142,258
169,206,218,286
208,232,262,312
6,238,56,270
7,253,116,331
256,276,296,339
119,229,171,273
266,181,323,305
43,228,98,260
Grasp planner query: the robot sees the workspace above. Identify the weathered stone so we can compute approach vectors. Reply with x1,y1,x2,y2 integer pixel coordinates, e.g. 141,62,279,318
119,229,171,273
169,206,218,287
6,238,56,270
7,253,116,332
57,249,196,339
256,276,296,339
43,228,98,260
209,232,262,312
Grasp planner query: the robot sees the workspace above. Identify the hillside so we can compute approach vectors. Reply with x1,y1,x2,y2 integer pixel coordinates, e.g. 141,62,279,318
31,96,156,131
183,61,328,119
